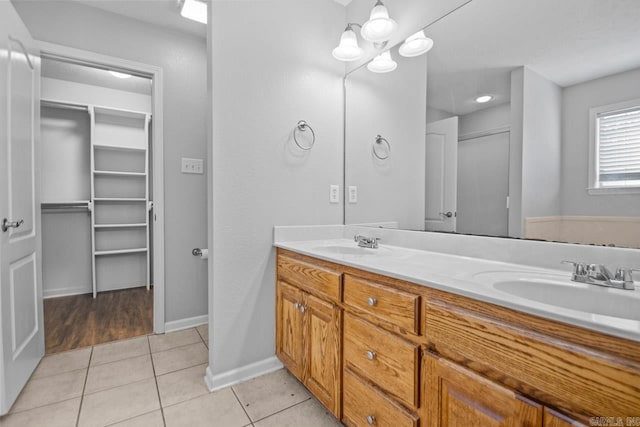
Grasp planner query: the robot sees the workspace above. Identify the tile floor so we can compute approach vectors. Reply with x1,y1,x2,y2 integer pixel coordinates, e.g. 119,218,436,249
0,325,342,427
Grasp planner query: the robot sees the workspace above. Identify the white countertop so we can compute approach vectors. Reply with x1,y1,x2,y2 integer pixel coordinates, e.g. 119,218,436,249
275,238,640,343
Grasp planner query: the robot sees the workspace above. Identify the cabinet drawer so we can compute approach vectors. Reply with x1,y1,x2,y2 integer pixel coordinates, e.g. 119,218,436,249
343,368,418,427
425,298,640,418
343,275,419,334
343,312,418,408
277,254,341,301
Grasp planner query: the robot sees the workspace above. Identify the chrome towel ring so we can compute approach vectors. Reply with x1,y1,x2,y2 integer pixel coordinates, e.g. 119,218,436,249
372,134,391,160
293,120,315,150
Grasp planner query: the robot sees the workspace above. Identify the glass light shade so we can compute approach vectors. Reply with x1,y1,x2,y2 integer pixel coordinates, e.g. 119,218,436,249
180,0,207,24
398,31,434,57
361,2,397,42
367,51,397,73
332,28,364,61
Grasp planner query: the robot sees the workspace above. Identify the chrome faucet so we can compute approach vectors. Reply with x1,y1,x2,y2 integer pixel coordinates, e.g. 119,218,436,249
562,261,638,290
354,234,381,249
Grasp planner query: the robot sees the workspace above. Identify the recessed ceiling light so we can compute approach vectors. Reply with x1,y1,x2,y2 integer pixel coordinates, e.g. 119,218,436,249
475,95,493,104
109,71,132,79
180,0,207,24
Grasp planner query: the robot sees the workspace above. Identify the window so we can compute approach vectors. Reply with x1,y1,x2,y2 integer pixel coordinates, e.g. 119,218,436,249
589,99,640,194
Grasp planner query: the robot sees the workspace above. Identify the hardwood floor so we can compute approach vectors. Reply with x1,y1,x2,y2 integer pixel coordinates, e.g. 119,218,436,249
44,287,153,354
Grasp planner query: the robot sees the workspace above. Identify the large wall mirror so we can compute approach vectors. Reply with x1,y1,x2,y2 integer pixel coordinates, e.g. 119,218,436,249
344,0,640,249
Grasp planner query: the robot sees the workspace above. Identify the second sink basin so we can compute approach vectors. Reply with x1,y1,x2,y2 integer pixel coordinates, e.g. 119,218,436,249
492,279,640,321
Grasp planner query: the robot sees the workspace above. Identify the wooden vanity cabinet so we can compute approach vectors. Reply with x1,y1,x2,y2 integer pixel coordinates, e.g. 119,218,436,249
423,352,543,427
275,253,342,417
275,249,640,426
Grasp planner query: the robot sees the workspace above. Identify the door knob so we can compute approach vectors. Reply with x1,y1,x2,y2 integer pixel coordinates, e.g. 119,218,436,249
439,211,453,218
2,218,24,232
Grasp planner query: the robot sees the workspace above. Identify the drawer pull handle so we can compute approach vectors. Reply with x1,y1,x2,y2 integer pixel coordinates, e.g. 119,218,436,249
366,351,376,360
367,297,377,306
366,415,376,425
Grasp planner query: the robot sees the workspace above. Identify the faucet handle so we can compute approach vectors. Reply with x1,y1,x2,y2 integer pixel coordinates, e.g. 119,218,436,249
561,260,586,276
612,268,637,290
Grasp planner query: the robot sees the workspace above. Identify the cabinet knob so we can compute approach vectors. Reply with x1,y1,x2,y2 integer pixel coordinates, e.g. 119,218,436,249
294,303,300,310
366,351,376,361
299,305,306,313
367,297,377,307
366,415,376,425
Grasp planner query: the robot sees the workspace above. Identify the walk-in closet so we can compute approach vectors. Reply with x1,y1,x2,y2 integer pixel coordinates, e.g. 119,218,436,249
40,58,155,353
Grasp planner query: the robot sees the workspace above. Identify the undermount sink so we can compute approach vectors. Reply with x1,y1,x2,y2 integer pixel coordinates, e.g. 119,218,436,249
492,279,640,321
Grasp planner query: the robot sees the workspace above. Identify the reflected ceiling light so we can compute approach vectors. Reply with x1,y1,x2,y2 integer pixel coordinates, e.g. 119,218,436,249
180,0,207,24
475,95,494,103
399,30,434,57
367,51,397,73
361,0,397,42
109,71,132,79
332,24,364,62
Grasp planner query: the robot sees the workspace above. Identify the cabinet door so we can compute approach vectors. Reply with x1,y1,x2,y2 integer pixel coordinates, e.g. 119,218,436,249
303,293,341,417
276,280,304,379
543,408,587,427
423,353,543,427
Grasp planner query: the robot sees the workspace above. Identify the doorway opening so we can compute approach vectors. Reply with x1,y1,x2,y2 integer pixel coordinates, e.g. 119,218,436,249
38,45,165,354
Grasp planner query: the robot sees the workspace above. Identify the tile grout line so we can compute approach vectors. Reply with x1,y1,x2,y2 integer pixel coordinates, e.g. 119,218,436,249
147,335,168,427
230,386,254,425
249,396,313,424
75,345,94,427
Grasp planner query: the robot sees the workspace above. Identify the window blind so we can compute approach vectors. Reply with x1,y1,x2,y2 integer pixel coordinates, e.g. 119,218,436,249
597,106,640,185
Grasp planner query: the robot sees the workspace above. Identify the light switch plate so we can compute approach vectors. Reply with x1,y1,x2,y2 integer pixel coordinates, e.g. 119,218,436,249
181,158,204,174
330,185,340,203
348,186,358,203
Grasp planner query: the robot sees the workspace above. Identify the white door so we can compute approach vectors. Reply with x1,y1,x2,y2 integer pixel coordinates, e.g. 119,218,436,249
457,131,510,237
425,117,458,232
0,3,44,415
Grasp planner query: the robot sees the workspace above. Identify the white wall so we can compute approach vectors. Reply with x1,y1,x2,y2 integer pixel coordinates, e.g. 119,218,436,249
458,103,510,136
14,1,208,324
42,77,151,113
561,67,640,216
510,67,562,237
208,0,345,381
345,0,471,72
344,53,427,229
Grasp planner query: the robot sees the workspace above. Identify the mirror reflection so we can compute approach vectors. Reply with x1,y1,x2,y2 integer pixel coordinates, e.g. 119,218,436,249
345,0,640,248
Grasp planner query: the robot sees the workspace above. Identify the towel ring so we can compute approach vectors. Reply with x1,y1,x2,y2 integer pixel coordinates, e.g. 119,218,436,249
372,134,391,160
293,120,315,150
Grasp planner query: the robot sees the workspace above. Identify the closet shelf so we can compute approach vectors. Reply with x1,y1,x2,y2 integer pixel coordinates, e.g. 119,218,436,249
95,248,148,256
94,170,146,177
94,223,147,229
94,197,147,202
93,144,147,153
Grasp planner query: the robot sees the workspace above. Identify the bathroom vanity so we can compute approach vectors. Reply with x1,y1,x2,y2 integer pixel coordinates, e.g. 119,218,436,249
274,238,640,427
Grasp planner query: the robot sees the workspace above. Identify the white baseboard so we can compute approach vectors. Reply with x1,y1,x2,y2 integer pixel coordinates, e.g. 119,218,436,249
43,286,92,299
204,356,284,392
164,314,208,333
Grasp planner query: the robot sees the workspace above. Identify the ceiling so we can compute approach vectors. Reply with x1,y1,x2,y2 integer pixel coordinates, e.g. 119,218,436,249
42,58,152,95
70,0,207,38
424,0,640,116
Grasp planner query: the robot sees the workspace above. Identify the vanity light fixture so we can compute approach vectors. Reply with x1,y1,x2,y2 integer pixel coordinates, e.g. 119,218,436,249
361,0,397,43
179,0,207,24
399,30,434,57
332,0,396,62
475,95,494,104
109,71,132,79
332,24,364,61
367,51,397,73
